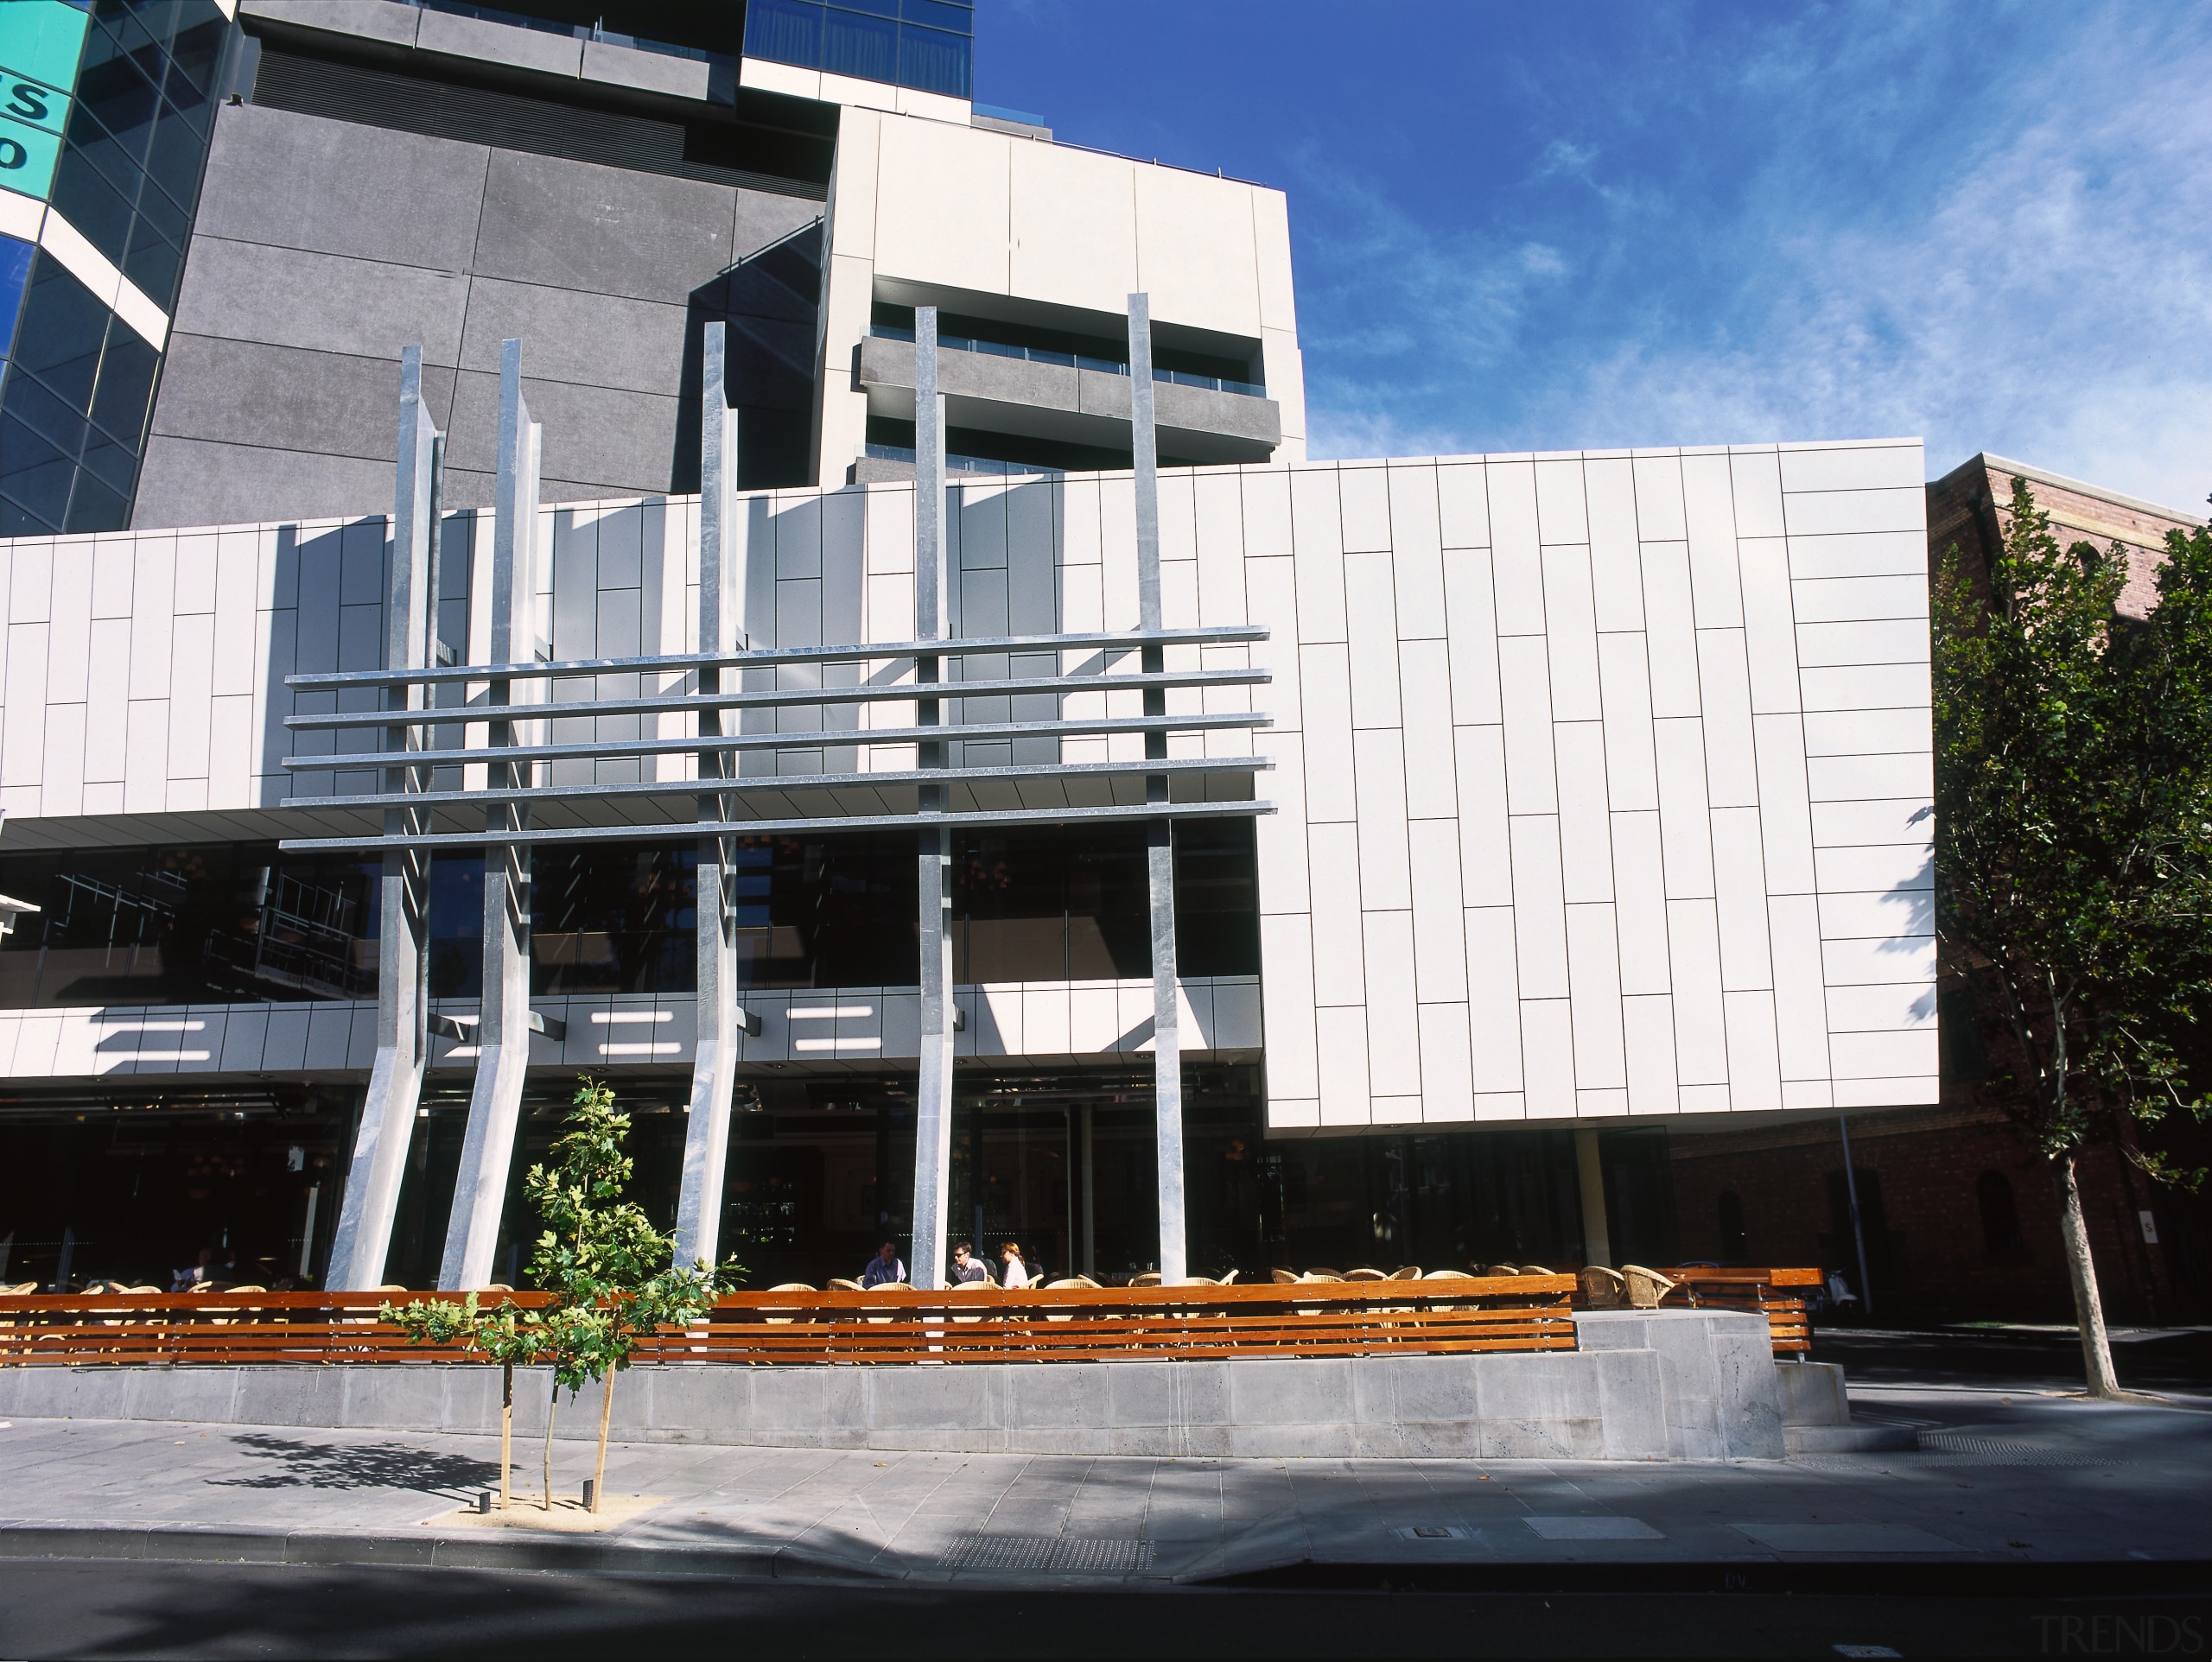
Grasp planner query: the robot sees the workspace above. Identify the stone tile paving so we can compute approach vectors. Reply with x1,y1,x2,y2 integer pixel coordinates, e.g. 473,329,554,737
0,1382,2204,1582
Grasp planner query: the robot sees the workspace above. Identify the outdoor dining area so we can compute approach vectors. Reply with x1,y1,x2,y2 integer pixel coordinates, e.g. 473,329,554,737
0,1263,1819,1367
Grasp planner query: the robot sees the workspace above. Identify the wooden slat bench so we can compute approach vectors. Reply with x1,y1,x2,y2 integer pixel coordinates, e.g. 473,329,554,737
1656,1268,1821,1355
0,1278,1578,1367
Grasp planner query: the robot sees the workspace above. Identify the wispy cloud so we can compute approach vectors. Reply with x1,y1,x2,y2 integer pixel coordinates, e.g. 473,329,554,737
1296,3,2212,511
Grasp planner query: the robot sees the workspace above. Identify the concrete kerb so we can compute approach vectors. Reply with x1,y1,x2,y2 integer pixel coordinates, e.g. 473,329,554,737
0,1521,890,1583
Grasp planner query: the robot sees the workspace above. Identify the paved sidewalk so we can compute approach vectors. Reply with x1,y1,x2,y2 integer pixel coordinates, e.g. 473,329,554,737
3,1379,2206,1585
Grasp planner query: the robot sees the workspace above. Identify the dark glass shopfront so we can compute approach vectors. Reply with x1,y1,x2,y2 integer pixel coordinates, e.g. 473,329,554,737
0,1069,1675,1292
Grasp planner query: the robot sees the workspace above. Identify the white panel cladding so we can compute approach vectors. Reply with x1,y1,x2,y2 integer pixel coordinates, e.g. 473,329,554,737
1249,444,1935,1129
0,443,1934,1132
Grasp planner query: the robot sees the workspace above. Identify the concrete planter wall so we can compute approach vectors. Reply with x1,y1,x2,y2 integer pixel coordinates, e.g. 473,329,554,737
0,1310,1789,1462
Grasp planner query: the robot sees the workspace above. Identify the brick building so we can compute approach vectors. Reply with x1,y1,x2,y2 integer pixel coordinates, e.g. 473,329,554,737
1660,454,2211,1329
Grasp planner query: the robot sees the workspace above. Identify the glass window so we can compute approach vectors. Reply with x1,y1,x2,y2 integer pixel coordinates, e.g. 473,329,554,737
897,22,969,98
2,362,89,454
900,0,971,33
89,314,156,444
163,6,228,99
0,411,77,528
1172,819,1260,976
79,426,138,493
0,843,385,1009
0,233,35,359
530,844,697,995
0,492,55,536
728,832,915,988
11,252,108,408
98,3,168,86
69,43,160,174
62,466,124,531
128,166,190,245
48,147,135,267
745,0,825,70
426,855,483,999
120,215,181,306
823,7,897,82
836,0,899,14
143,94,205,211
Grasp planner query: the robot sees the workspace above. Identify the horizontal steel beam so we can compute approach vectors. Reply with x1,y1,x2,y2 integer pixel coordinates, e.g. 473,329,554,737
282,710,1271,773
283,625,1268,695
283,753,1270,813
278,798,1274,854
284,667,1269,733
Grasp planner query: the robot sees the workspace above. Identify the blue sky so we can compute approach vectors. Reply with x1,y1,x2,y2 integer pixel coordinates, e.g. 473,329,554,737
977,2,2212,511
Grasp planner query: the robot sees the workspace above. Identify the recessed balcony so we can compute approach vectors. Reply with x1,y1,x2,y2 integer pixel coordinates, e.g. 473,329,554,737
853,328,1282,479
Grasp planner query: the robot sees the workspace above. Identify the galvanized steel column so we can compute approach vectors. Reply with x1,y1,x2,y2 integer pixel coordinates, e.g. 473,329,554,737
676,321,742,1272
326,346,441,1291
909,307,956,1291
1128,294,1186,1284
439,339,541,1291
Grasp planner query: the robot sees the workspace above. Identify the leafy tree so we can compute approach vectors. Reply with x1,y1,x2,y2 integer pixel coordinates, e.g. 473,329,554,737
523,1077,737,1511
383,1077,737,1512
380,1291,542,1510
1933,478,2212,1396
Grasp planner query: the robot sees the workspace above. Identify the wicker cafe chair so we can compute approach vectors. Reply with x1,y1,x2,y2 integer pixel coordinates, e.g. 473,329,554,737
1130,1272,1162,1286
1299,1269,1345,1283
862,1285,913,1325
1621,1266,1675,1309
1388,1266,1422,1279
1342,1268,1388,1281
1516,1266,1553,1275
1217,1270,1239,1285
1579,1266,1630,1310
1268,1268,1300,1284
202,1285,267,1327
826,1278,866,1292
1421,1269,1475,1281
948,1280,1001,1324
765,1283,817,1326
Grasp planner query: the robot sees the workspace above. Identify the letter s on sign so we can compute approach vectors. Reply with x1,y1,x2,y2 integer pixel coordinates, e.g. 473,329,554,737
4,83,48,124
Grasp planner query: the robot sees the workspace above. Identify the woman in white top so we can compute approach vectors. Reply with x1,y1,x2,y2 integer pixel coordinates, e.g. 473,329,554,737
998,1241,1029,1290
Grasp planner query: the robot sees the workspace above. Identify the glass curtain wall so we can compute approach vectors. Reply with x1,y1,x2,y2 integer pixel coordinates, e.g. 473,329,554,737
0,0,229,535
743,0,972,100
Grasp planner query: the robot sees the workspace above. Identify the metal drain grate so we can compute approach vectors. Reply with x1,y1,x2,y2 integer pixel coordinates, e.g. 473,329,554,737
1916,1434,2120,1467
940,1534,1153,1574
1796,1437,2121,1471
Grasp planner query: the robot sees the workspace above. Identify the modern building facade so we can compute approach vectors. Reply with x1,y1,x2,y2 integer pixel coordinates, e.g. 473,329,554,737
1649,454,2211,1328
0,0,1938,1298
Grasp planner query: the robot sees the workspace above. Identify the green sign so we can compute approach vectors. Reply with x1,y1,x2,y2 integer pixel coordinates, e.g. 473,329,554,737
0,0,88,204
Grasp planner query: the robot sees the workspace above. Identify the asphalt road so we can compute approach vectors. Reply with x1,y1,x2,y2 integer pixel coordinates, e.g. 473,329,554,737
1,1558,2206,1659
1811,1325,2212,1395
5,1329,2206,1659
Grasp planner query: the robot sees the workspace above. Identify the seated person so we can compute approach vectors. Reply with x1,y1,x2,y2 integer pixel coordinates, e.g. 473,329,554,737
861,1240,906,1288
950,1242,991,1284
998,1240,1029,1290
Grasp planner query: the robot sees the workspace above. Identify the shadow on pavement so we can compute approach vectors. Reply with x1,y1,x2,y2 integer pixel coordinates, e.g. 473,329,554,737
207,1434,504,1497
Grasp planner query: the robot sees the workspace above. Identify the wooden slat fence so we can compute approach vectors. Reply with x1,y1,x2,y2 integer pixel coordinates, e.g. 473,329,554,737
0,1278,1576,1367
